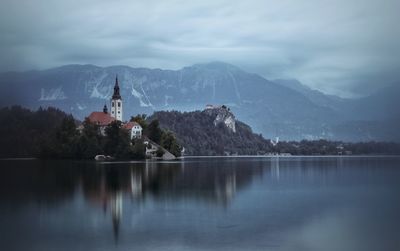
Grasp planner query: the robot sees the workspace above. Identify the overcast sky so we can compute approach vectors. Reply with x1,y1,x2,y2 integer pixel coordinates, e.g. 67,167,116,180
1,0,399,97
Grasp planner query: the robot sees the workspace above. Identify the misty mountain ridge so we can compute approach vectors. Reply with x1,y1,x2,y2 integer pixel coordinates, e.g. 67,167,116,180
0,61,399,142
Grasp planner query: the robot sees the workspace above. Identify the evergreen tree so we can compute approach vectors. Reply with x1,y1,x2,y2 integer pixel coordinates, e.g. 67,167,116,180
131,139,146,159
103,121,131,158
76,118,103,159
130,114,147,129
147,119,163,144
161,131,182,157
50,115,80,158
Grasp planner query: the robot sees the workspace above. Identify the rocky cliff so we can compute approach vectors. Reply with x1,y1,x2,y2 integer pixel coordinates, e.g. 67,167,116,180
204,105,236,133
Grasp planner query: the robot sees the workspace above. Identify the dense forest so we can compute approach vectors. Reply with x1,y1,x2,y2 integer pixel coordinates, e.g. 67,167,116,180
0,106,69,158
1,106,399,158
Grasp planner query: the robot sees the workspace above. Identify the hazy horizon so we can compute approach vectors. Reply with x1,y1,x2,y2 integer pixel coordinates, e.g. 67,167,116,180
1,0,400,98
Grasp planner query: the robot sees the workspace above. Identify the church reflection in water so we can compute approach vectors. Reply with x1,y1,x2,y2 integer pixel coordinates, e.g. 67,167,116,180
78,159,263,240
5,157,347,241
1,156,361,241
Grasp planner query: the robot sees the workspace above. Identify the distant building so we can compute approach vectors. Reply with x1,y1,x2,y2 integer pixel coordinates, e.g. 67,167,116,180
205,104,230,111
123,121,143,139
87,104,116,135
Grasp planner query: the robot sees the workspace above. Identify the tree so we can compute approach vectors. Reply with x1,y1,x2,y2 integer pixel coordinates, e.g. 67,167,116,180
76,118,103,159
161,131,182,157
156,148,165,157
130,114,147,129
131,139,146,159
103,121,131,158
47,115,80,158
147,119,163,144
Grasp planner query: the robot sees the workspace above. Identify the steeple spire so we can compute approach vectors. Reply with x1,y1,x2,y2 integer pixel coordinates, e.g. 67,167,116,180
110,74,123,121
103,103,108,114
112,75,121,99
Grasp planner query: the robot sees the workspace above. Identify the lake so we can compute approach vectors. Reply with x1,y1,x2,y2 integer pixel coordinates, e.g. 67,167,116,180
0,156,399,251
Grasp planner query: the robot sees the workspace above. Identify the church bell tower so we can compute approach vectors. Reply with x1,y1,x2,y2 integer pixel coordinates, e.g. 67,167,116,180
110,75,123,121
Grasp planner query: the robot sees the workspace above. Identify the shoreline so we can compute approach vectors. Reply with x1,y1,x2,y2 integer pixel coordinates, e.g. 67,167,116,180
2,155,400,162
181,154,400,158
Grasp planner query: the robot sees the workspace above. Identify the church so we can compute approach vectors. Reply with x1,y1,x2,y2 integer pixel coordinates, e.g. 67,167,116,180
86,76,142,139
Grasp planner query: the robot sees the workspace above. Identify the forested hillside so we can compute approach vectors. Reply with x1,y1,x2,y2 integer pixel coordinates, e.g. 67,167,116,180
148,110,273,155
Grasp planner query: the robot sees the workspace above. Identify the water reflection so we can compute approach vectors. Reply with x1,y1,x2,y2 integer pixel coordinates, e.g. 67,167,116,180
0,158,266,240
1,157,399,250
82,159,262,239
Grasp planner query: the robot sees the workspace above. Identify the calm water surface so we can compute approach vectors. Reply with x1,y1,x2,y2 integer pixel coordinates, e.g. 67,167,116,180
0,157,399,251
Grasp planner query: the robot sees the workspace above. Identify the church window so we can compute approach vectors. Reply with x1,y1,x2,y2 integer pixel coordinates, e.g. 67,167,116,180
112,102,114,107
118,102,121,107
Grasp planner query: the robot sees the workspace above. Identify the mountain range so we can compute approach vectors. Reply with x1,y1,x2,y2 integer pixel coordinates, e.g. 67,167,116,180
0,62,399,141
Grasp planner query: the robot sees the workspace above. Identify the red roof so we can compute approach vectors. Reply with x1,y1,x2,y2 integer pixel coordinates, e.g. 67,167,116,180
122,121,141,130
87,112,115,126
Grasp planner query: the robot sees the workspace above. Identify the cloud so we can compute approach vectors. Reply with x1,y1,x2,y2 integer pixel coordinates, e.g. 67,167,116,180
1,0,399,97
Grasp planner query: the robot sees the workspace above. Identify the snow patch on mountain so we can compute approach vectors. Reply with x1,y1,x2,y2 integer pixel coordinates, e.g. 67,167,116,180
227,70,241,101
76,103,87,110
87,72,109,99
131,77,153,108
140,84,154,108
90,85,109,99
39,87,67,101
131,85,151,107
131,86,142,99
